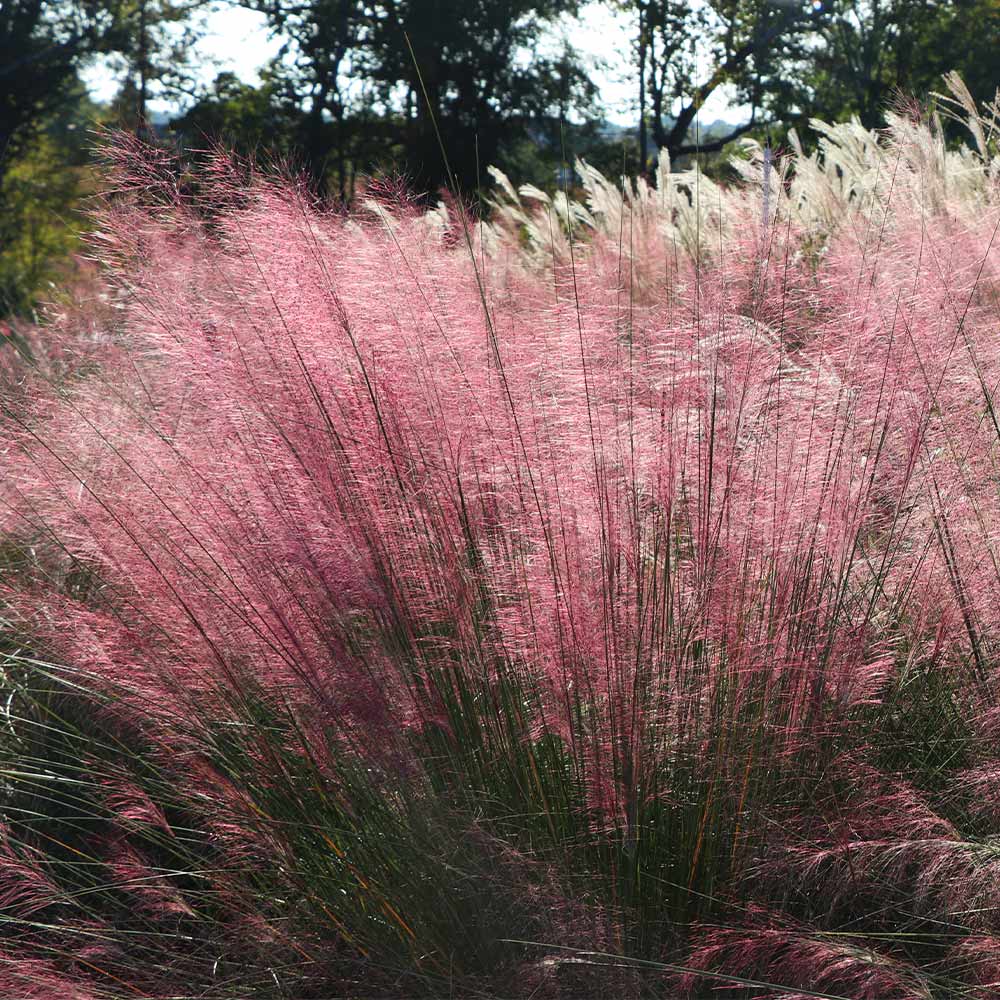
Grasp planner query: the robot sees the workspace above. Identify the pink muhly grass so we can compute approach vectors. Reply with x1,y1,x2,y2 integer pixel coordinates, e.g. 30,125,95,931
0,951,103,1000
0,108,999,996
678,911,934,999
0,825,66,919
101,835,195,919
946,934,1000,997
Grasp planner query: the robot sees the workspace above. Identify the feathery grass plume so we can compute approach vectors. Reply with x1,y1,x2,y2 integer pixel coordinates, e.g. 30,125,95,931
678,910,934,999
0,82,999,996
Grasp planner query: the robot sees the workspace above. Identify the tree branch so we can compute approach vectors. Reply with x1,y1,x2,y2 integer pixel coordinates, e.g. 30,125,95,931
672,110,759,156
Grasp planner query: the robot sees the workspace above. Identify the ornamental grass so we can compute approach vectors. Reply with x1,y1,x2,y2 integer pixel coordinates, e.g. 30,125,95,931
1,81,1000,997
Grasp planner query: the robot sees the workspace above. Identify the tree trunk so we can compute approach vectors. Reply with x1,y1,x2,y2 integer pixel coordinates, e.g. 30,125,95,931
137,0,149,136
638,2,648,173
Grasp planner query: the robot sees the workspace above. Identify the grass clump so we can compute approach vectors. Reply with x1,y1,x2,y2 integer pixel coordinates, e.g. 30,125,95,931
1,89,1000,996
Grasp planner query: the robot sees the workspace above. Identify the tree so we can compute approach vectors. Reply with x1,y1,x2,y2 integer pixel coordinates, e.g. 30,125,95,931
0,78,99,315
0,0,113,162
99,0,209,131
0,1,210,316
939,0,1000,111
172,69,301,158
367,0,596,194
625,0,822,169
247,0,598,196
249,0,381,196
0,1,115,318
779,0,1000,130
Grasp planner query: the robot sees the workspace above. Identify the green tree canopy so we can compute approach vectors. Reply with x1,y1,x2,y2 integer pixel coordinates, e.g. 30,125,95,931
246,0,599,196
784,0,1000,129
172,69,301,158
0,0,115,158
0,77,100,315
100,0,210,129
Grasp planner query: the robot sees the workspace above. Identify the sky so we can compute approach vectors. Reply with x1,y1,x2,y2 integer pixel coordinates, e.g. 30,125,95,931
80,3,746,127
